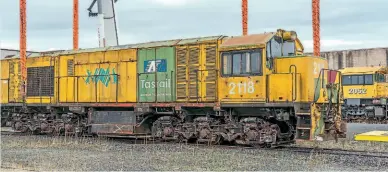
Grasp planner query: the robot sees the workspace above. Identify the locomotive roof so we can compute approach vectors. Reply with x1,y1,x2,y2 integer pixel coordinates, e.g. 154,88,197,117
2,35,226,60
220,32,276,49
339,66,387,74
2,29,301,60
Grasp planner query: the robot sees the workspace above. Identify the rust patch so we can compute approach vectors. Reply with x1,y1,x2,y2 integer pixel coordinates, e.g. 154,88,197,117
220,33,274,48
91,124,134,135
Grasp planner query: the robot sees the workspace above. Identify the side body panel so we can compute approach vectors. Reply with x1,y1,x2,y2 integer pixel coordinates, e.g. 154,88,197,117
274,56,327,103
342,84,375,100
58,54,76,103
376,82,388,98
7,59,22,103
137,47,176,102
1,59,10,103
25,56,56,104
59,49,137,103
219,49,266,103
176,40,221,102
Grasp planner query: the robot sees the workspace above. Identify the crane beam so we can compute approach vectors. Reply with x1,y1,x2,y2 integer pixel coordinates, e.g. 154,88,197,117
242,0,248,36
19,0,27,104
73,0,79,50
312,0,320,57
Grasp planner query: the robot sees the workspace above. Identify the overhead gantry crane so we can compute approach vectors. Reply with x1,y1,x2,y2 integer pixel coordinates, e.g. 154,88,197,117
241,0,320,57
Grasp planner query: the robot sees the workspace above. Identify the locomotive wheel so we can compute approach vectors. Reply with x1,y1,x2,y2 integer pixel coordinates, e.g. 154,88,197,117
151,121,163,139
211,134,223,145
1,119,6,127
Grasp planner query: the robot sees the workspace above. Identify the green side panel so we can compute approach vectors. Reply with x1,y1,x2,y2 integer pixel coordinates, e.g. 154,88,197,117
137,47,176,102
313,110,325,138
313,78,322,102
327,87,339,104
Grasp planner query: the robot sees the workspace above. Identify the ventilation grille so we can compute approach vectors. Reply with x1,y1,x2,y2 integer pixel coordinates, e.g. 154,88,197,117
188,47,200,99
188,47,199,82
204,46,217,100
67,59,74,76
27,66,54,96
206,46,216,64
176,47,188,100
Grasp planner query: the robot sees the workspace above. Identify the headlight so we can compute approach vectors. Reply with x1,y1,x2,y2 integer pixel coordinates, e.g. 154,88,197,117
282,31,297,41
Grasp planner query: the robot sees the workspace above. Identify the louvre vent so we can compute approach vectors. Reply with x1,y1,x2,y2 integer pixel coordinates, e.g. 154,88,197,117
176,47,188,100
67,59,74,76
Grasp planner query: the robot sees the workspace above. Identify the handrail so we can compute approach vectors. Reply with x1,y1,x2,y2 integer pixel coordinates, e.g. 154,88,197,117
56,73,119,103
289,65,297,101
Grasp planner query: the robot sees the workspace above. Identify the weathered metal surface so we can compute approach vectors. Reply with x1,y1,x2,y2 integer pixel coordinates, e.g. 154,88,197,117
91,111,136,124
137,47,176,102
176,39,221,102
176,36,224,45
0,102,216,108
90,124,134,135
7,59,22,103
89,111,136,135
133,40,180,49
220,33,275,49
59,48,137,103
1,59,10,103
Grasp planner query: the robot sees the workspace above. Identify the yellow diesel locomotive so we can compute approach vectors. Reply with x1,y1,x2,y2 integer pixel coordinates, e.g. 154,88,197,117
0,29,346,147
339,66,388,123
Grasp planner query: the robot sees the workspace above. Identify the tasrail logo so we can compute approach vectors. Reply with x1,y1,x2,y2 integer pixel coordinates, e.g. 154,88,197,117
140,79,171,89
85,67,118,87
144,59,167,73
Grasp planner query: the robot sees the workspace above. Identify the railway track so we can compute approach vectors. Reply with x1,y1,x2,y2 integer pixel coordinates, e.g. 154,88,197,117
2,129,388,159
1,129,27,136
275,146,388,159
177,142,388,159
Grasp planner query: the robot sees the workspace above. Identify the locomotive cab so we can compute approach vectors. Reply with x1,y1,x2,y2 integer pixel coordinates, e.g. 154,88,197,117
217,29,346,143
218,29,303,102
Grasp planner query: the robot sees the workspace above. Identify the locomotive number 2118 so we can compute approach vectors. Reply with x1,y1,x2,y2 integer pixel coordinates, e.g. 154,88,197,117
228,81,255,95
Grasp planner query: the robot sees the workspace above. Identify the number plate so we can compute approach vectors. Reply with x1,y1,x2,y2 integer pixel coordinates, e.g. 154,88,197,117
348,88,367,94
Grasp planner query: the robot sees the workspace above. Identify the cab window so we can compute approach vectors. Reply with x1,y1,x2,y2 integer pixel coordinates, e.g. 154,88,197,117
365,74,373,84
222,49,262,77
222,54,232,75
342,74,373,85
282,41,295,56
375,73,386,83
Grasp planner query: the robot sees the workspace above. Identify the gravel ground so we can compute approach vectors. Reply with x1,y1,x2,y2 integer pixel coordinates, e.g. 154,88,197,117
1,135,388,171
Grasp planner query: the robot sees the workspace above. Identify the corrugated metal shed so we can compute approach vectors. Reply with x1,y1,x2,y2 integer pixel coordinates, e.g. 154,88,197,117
306,47,388,70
